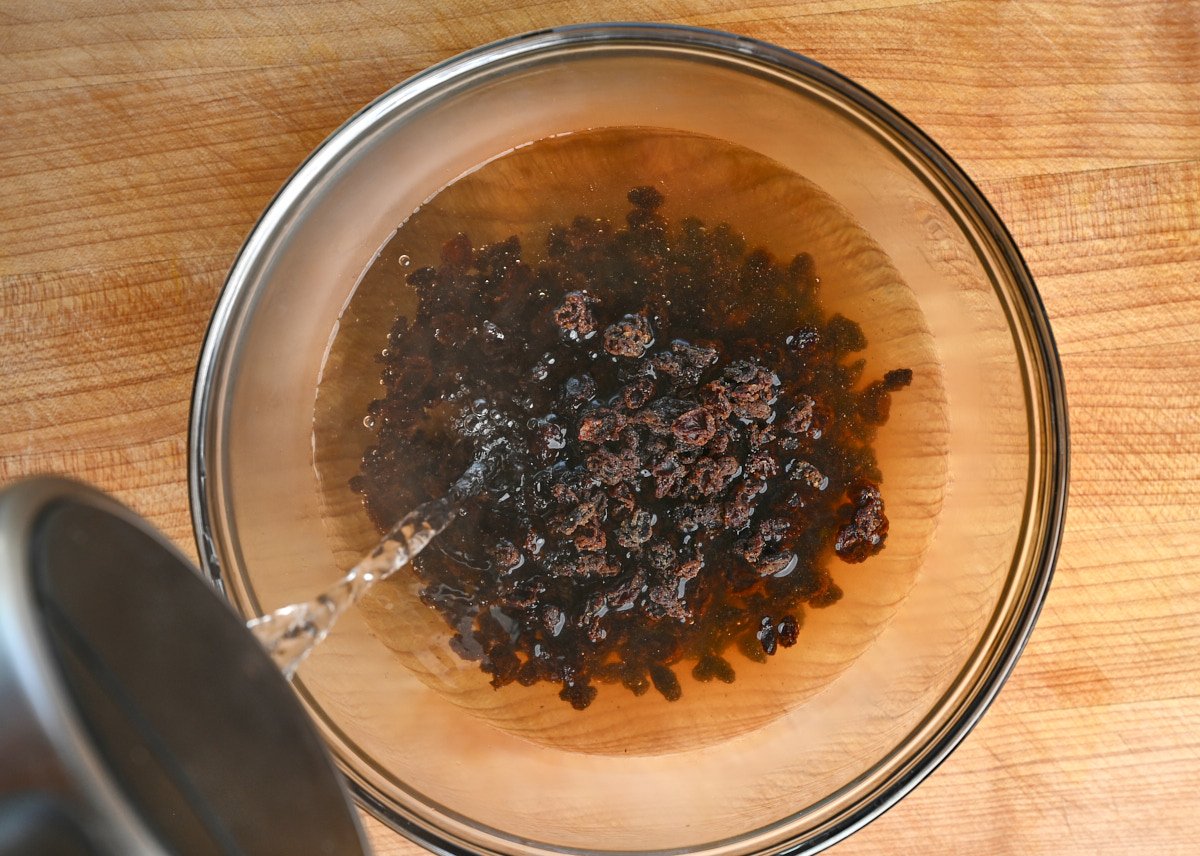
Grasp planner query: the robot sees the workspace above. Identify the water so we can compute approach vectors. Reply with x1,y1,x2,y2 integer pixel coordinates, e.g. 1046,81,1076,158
307,127,947,753
248,442,502,678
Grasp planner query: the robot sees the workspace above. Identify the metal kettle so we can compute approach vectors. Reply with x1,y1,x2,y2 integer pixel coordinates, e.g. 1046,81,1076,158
0,478,369,855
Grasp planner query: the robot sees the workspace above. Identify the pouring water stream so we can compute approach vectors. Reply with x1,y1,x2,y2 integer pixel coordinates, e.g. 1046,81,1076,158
247,440,505,679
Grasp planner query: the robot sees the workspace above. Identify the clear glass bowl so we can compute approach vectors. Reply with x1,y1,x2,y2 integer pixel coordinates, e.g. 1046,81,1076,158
190,23,1067,856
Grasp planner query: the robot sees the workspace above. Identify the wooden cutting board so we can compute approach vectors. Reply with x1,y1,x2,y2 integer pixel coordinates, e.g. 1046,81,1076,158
2,2,1198,854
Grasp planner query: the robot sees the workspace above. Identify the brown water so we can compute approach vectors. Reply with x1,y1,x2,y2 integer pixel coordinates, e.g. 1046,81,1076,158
311,127,948,755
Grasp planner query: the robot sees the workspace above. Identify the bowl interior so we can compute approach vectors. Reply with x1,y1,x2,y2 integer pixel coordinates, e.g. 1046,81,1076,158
195,28,1059,856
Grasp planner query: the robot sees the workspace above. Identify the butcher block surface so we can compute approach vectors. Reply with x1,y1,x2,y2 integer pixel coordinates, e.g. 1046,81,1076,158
2,2,1199,854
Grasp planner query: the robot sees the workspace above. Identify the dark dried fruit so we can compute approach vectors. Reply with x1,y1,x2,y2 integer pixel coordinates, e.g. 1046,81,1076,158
825,314,867,354
560,682,598,710
755,549,797,577
777,614,801,647
757,616,778,656
790,460,827,491
621,376,656,409
573,521,606,552
672,406,718,447
553,291,599,339
562,373,596,409
692,654,736,683
574,552,621,577
621,662,650,695
490,539,523,572
883,368,914,391
686,455,739,496
487,646,521,688
616,509,656,548
834,481,889,563
578,407,626,444
648,663,682,701
628,185,664,210
745,448,778,480
603,314,654,358
529,419,567,466
677,557,703,580
586,447,640,485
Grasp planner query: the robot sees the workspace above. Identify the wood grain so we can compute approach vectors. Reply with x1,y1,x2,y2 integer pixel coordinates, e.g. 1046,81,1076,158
2,2,1198,854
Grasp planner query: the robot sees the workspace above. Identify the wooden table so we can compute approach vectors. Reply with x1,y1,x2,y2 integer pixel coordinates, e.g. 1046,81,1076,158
3,2,1198,853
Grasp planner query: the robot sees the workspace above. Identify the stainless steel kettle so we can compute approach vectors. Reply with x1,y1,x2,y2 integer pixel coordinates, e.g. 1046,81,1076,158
0,478,369,855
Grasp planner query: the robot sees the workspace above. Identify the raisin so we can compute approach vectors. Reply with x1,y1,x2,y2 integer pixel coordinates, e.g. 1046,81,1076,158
635,403,684,439
562,373,597,409
736,532,765,563
755,549,796,577
572,522,606,552
834,481,889,563
699,382,734,420
758,517,791,542
621,376,656,409
790,461,828,491
757,617,778,656
884,368,913,391
693,654,736,683
744,448,779,480
650,451,685,499
826,314,867,354
487,646,521,688
672,407,718,447
777,614,801,647
616,509,656,548
553,291,599,339
490,539,523,573
628,185,664,210
647,581,690,622
676,557,703,580
621,662,650,696
648,664,682,702
609,570,647,610
529,420,567,466
644,539,675,572
586,447,640,485
781,396,816,436
560,681,598,710
672,339,719,369
686,455,739,496
578,407,626,444
517,661,542,686
603,314,654,358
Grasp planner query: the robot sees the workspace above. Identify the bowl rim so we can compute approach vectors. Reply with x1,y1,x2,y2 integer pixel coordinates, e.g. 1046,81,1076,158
189,20,1069,856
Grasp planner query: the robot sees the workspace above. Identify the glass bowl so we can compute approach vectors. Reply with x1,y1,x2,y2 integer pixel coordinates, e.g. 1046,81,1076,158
190,23,1067,856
